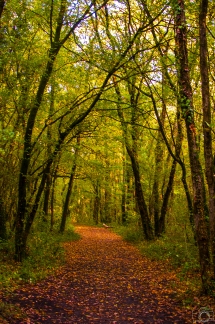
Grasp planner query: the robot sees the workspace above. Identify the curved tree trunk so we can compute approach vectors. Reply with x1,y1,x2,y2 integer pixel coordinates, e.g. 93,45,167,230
158,111,183,236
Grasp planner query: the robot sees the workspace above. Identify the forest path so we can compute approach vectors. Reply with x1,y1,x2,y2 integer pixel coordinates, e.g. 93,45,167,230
4,226,192,323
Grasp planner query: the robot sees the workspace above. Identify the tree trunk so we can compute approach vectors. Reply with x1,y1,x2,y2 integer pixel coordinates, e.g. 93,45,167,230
50,166,58,231
199,0,215,276
121,144,127,224
158,158,177,235
174,0,211,293
59,136,80,233
152,46,168,236
0,0,5,19
153,136,163,236
43,174,52,222
143,1,194,233
15,133,64,261
126,146,154,240
114,77,154,240
59,165,76,232
93,181,100,225
43,82,55,222
0,198,7,240
158,111,183,236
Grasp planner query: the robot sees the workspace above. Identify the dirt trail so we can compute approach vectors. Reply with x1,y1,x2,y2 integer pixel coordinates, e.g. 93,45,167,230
3,226,193,323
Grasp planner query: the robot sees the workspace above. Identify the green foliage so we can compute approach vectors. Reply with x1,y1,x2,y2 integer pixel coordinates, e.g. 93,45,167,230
0,225,80,289
114,224,144,243
115,222,199,280
139,235,199,272
170,0,182,15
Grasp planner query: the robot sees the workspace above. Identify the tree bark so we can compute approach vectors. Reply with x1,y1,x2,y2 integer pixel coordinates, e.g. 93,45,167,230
126,146,154,240
142,1,194,232
0,198,7,240
43,174,52,222
158,112,183,236
59,136,80,233
199,0,215,276
114,79,154,240
174,0,211,293
50,168,57,231
15,1,68,261
93,181,100,225
121,146,127,224
0,0,5,19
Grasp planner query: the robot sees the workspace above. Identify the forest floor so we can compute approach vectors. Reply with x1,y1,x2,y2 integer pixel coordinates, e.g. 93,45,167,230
0,226,214,323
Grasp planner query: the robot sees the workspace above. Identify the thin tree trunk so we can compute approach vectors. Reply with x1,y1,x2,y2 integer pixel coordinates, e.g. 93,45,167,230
158,111,183,236
50,166,58,231
126,146,154,240
43,174,51,222
153,137,163,236
158,158,177,235
0,198,7,240
43,82,55,222
121,143,127,224
93,181,100,225
114,79,154,240
153,47,168,236
59,136,80,233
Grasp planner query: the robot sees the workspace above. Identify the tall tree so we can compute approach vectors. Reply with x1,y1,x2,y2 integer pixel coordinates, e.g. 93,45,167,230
114,77,154,240
174,0,210,292
199,0,215,276
14,0,99,261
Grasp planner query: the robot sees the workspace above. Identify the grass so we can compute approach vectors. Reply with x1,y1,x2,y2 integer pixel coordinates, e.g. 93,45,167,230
113,223,215,304
114,223,199,273
0,224,80,291
114,223,144,244
0,224,80,323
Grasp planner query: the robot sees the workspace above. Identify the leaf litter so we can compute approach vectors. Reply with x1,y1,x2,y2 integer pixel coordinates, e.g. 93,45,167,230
1,226,196,323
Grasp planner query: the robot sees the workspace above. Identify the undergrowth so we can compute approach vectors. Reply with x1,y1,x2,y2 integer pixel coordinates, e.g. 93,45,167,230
113,223,207,302
0,224,80,291
114,224,199,273
0,224,80,322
